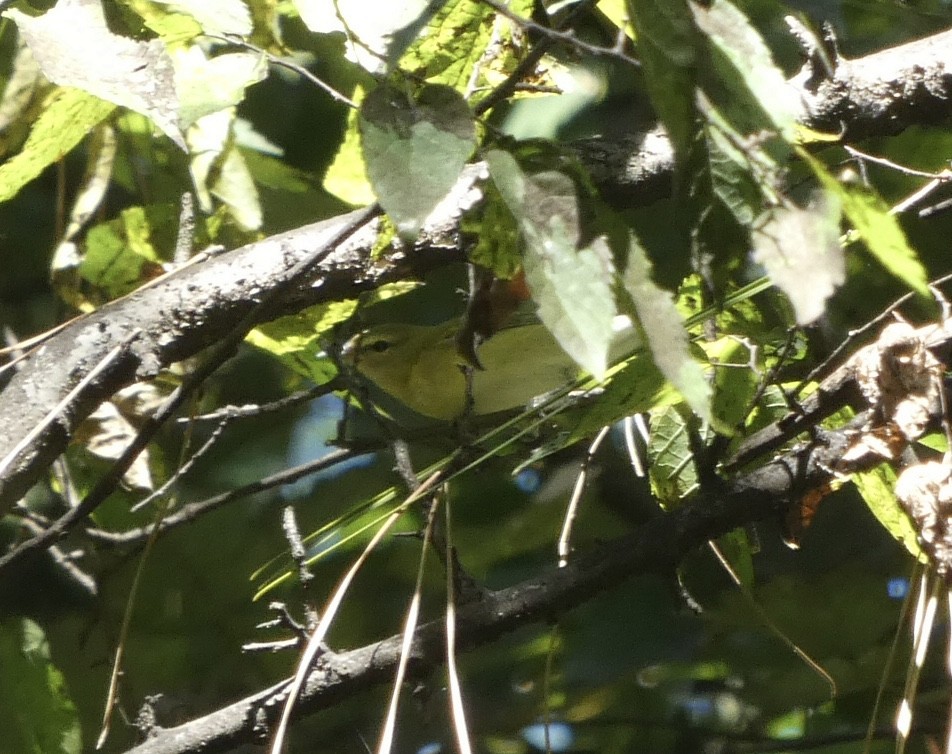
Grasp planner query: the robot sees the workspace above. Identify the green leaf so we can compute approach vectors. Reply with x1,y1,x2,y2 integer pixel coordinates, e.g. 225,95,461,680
463,181,523,279
852,465,925,562
187,109,263,230
704,335,759,429
212,143,262,231
325,88,376,205
486,150,617,378
360,82,476,239
622,233,713,424
692,0,798,142
598,0,636,40
173,47,266,130
0,87,114,203
751,191,844,325
295,0,445,72
704,111,764,228
0,619,81,754
524,231,618,379
7,1,184,149
625,0,698,160
81,205,176,298
247,301,359,385
716,528,756,590
800,148,930,295
570,354,679,441
157,0,253,36
400,0,533,91
647,406,699,506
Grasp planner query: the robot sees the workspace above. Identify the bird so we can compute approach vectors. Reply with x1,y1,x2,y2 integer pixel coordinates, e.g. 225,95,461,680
341,315,640,421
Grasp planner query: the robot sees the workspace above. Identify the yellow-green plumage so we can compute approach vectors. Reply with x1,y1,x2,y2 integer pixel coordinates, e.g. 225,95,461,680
343,321,583,420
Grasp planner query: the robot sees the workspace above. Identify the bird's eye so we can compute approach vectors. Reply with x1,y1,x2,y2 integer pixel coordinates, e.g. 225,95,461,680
367,339,391,353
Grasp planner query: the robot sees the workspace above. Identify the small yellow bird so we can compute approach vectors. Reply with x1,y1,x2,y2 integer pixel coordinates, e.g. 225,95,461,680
342,317,638,421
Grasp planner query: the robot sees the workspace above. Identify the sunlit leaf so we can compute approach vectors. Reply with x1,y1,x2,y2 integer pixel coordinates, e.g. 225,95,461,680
325,89,375,205
7,0,184,149
247,300,359,385
598,0,636,40
463,182,523,279
800,148,929,295
0,87,114,203
693,0,798,141
173,47,266,130
400,0,533,92
0,38,42,145
155,0,253,36
569,354,678,443
360,83,476,239
213,144,263,231
295,0,444,72
751,191,844,325
187,108,263,229
852,464,926,562
648,406,698,505
81,205,175,298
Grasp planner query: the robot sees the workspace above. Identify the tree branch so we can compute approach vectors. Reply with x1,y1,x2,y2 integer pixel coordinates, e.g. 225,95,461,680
123,420,853,754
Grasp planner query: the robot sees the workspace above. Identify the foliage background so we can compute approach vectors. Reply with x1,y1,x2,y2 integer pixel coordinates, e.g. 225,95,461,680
2,1,952,753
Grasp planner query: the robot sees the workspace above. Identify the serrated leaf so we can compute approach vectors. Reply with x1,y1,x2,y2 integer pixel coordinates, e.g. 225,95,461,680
751,191,844,325
623,233,713,424
800,148,929,295
704,114,763,228
625,0,698,160
360,83,476,239
648,406,698,506
485,150,617,377
0,87,114,203
692,0,798,141
7,0,184,149
524,231,618,379
401,0,532,91
853,465,925,562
